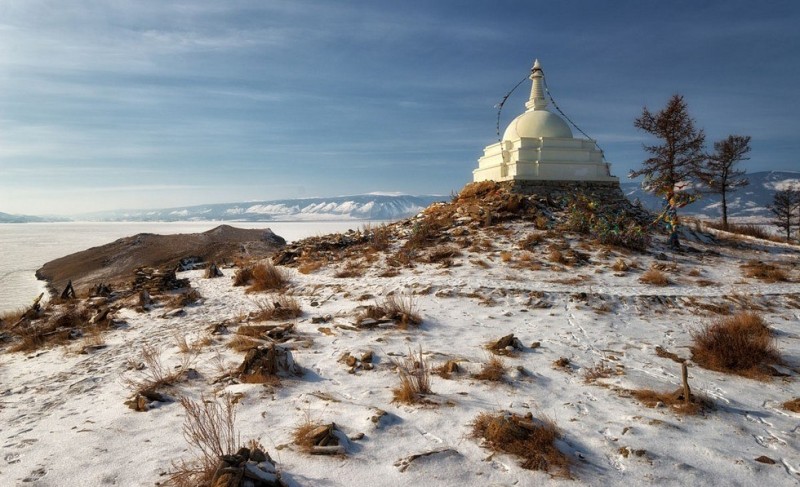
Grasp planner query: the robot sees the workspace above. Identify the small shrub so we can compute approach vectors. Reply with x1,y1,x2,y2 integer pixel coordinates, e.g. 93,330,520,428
639,268,671,286
473,356,507,382
471,412,569,477
248,262,288,292
392,347,432,404
691,311,781,379
365,223,392,251
166,395,239,486
500,251,512,263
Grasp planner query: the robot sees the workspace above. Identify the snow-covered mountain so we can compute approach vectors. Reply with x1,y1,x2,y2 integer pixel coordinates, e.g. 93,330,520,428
77,194,445,222
621,170,800,219
0,211,61,223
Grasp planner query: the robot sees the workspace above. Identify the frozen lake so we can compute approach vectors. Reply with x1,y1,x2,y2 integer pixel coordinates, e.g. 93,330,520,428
0,221,367,313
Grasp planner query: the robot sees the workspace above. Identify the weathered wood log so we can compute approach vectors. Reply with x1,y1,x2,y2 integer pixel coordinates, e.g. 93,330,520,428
60,280,76,299
681,362,691,403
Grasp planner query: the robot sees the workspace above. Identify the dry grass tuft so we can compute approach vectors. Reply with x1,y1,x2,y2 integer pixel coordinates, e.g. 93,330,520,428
252,294,302,321
165,395,239,486
471,412,569,477
741,261,788,283
358,294,422,328
292,417,323,452
426,245,462,264
783,398,800,413
473,356,507,382
232,266,254,287
248,262,289,292
629,387,712,415
297,259,324,274
690,311,781,379
639,268,671,286
583,361,615,383
392,347,432,404
611,258,629,272
706,221,775,240
227,335,262,352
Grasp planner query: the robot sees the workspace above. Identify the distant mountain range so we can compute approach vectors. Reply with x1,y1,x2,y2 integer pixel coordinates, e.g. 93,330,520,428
621,170,799,220
3,171,797,223
74,194,445,222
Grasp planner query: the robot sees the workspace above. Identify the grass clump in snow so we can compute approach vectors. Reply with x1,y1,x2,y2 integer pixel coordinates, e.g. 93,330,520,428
233,261,288,291
123,343,194,411
252,294,302,321
471,411,570,478
639,268,671,286
690,311,781,379
248,262,289,292
357,294,421,328
392,347,433,404
629,387,712,416
740,260,788,283
783,398,800,413
473,356,507,382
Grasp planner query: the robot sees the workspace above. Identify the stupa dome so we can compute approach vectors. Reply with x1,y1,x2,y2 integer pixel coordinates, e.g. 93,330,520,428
473,58,619,185
503,109,572,140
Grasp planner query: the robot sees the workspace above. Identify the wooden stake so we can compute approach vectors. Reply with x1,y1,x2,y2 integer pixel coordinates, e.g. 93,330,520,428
681,362,691,403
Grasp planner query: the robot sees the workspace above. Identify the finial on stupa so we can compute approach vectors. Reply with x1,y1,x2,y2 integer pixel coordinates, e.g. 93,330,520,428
525,59,548,111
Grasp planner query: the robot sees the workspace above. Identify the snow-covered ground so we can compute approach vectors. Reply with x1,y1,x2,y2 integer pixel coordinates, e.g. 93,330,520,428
1,222,799,486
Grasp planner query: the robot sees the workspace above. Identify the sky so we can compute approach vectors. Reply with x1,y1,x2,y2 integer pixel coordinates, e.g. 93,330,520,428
1,0,798,215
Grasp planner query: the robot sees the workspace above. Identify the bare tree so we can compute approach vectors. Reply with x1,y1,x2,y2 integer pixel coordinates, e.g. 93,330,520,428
631,94,706,197
698,135,751,230
769,188,800,241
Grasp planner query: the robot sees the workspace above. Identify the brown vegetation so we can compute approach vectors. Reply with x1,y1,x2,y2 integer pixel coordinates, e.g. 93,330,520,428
783,398,800,413
357,294,422,328
471,412,569,477
473,356,507,382
166,395,239,486
629,387,711,415
639,268,671,286
248,262,289,292
252,295,302,321
741,261,788,283
691,311,781,379
392,347,432,404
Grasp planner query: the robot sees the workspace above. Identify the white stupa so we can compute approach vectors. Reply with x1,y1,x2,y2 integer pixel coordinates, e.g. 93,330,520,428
473,60,619,185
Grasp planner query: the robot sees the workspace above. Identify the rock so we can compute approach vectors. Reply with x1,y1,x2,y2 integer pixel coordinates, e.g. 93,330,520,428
345,355,357,367
361,351,374,363
755,455,776,465
530,341,541,349
236,344,298,380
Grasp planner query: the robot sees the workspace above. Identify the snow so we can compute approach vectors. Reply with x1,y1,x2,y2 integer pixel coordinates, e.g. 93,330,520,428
1,223,800,486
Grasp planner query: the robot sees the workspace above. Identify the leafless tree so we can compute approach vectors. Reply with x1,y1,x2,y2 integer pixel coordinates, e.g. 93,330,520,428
769,188,800,241
698,135,751,230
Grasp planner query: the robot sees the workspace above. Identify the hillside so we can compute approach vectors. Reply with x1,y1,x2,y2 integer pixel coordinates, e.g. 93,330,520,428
1,182,799,486
35,225,286,296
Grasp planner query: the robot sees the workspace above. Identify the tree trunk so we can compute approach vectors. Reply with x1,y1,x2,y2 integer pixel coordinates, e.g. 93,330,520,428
721,191,728,230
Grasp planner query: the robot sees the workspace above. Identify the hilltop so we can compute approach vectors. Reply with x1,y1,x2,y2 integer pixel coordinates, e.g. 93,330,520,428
1,182,799,486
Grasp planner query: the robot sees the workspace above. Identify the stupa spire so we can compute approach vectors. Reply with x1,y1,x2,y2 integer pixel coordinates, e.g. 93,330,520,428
525,59,548,111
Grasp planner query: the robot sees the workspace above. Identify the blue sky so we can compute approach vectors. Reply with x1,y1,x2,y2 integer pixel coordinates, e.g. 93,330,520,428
1,0,798,215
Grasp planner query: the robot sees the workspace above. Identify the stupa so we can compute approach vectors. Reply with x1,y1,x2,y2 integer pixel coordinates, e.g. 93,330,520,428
473,60,619,190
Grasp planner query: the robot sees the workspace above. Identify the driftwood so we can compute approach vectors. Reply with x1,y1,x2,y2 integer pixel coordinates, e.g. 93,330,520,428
10,293,45,329
60,280,76,300
681,362,691,404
